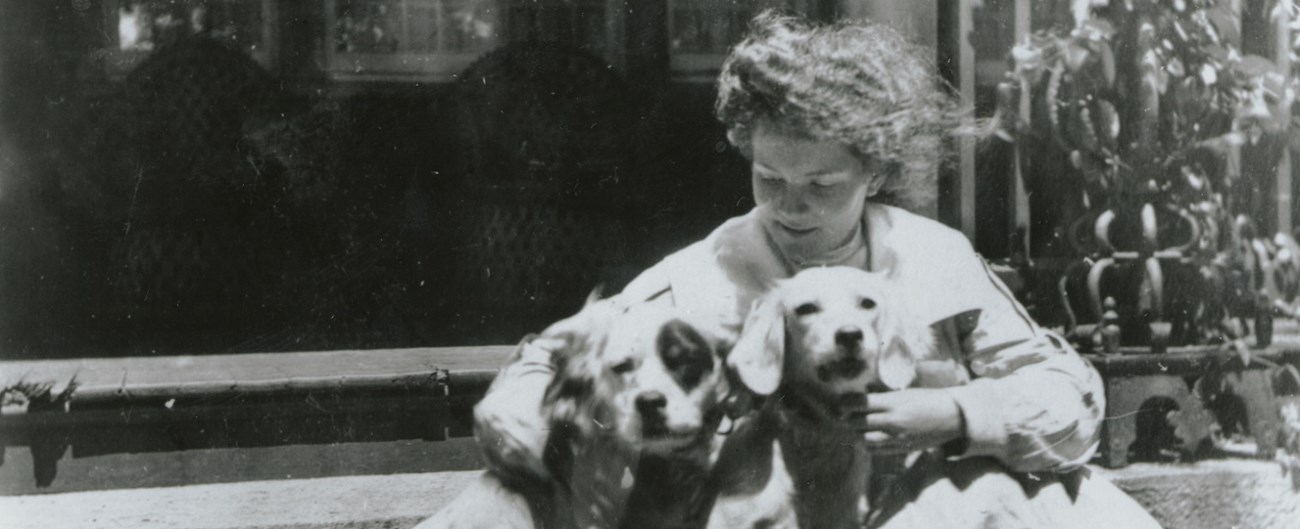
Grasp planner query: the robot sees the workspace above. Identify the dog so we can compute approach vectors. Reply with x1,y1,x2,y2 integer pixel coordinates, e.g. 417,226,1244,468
708,266,940,529
418,295,733,529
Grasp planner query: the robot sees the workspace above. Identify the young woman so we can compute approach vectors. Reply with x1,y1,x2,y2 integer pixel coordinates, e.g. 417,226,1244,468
471,10,1162,529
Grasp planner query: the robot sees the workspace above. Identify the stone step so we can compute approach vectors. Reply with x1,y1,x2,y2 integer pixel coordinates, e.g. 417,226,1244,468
2,460,1297,529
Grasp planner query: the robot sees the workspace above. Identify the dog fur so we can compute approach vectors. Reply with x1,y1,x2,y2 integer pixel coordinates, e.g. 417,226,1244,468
708,266,935,529
417,296,732,529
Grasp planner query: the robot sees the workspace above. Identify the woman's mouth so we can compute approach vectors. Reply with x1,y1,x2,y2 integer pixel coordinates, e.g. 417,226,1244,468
778,222,818,235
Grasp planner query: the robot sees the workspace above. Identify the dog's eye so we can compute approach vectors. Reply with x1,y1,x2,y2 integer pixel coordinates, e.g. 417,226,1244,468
793,303,820,317
610,359,637,375
859,297,877,310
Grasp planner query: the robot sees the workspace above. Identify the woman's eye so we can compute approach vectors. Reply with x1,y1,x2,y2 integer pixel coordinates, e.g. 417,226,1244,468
611,359,636,374
860,298,877,309
794,303,820,316
811,180,838,188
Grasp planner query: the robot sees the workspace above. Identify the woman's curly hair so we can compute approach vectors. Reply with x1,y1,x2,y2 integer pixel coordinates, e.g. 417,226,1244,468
716,10,970,212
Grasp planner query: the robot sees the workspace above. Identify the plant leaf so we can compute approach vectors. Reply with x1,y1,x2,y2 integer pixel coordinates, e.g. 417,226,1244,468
1085,18,1116,39
1200,62,1218,86
1208,5,1238,44
1079,103,1101,151
1065,42,1091,72
1167,57,1186,77
1073,0,1095,26
1099,41,1117,87
1233,338,1251,366
1097,99,1120,144
1047,66,1064,140
1237,55,1278,78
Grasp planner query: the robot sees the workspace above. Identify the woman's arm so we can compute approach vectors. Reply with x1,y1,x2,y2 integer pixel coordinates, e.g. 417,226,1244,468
472,335,563,483
939,244,1106,472
863,235,1104,473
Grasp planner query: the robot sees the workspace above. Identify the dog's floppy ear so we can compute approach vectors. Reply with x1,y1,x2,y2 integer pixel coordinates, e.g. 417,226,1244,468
879,335,919,390
544,349,599,433
877,298,925,390
535,296,622,436
727,296,785,396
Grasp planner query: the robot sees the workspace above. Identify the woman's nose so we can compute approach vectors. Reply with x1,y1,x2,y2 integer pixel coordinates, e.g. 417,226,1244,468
774,186,810,216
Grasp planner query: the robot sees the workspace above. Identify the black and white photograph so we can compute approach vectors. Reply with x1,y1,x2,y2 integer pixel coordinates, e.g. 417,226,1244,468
1,0,1298,527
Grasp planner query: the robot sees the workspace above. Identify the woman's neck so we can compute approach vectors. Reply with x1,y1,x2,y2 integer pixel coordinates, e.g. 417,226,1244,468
769,217,868,275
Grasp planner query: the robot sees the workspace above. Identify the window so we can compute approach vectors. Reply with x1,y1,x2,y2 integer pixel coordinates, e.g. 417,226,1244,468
326,0,623,82
668,0,824,81
105,0,276,77
326,0,501,81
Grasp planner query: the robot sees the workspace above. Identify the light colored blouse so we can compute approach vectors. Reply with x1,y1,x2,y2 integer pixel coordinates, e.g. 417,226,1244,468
475,202,1105,478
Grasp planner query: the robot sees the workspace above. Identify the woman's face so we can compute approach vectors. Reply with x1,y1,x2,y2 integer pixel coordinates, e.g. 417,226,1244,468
751,122,881,262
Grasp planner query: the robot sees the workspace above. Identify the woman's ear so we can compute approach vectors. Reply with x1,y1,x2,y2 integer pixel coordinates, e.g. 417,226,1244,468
864,170,888,197
727,297,785,396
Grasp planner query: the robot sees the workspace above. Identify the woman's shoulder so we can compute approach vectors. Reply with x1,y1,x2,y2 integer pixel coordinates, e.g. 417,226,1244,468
868,203,971,247
866,203,977,268
620,209,771,323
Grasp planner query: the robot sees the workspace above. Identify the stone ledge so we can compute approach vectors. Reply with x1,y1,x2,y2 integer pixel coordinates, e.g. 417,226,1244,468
3,461,1298,529
1097,460,1300,529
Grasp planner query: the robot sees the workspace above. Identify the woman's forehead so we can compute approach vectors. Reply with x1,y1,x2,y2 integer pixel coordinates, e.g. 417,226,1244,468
752,121,880,173
754,133,857,169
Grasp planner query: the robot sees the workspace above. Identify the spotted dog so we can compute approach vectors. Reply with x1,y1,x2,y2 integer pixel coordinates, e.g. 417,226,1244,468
418,297,732,529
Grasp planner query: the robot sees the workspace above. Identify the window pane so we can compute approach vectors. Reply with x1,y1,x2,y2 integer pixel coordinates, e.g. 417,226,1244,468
115,0,265,56
669,0,818,55
334,0,499,54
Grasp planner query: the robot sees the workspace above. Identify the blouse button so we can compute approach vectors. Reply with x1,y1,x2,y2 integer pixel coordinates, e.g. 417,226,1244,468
970,359,988,376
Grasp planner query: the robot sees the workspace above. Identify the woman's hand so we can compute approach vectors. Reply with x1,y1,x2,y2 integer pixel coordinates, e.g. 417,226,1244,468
853,388,964,454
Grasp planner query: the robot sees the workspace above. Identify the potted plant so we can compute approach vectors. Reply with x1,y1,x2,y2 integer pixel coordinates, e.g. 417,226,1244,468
1000,0,1295,353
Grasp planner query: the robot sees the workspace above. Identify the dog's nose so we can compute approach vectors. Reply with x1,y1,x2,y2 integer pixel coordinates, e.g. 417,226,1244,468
636,391,668,415
835,326,864,348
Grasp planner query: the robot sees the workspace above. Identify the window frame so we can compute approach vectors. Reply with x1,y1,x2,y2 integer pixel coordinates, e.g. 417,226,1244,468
99,0,279,80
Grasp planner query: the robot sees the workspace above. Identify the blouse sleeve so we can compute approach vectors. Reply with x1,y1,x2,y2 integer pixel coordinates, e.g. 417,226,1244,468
937,240,1106,472
472,335,561,483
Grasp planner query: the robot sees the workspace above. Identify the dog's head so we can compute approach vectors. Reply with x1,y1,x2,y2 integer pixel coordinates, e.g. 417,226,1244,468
728,266,930,414
542,299,730,454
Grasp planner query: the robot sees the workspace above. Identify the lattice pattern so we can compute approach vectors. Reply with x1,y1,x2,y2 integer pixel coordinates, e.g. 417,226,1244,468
121,37,276,211
452,42,632,192
454,203,626,316
96,37,283,334
110,223,276,319
444,43,635,332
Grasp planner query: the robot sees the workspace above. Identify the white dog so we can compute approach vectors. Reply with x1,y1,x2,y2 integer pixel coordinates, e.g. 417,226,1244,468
709,266,944,529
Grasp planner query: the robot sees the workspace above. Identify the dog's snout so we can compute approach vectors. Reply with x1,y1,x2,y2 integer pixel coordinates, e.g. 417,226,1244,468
636,391,668,415
835,326,864,348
